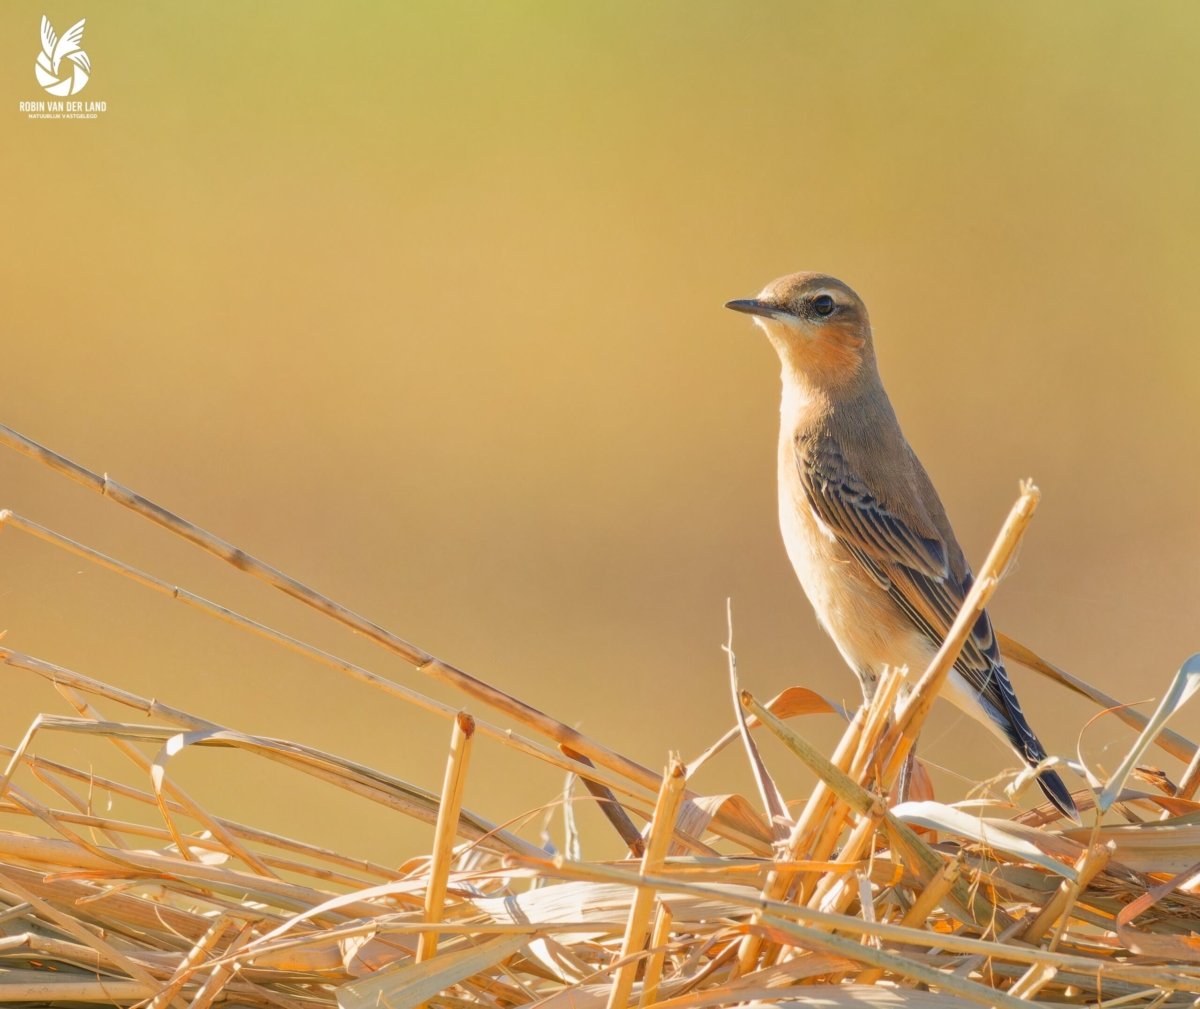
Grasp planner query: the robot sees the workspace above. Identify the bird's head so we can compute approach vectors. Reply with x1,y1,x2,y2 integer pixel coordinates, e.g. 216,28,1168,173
726,272,875,394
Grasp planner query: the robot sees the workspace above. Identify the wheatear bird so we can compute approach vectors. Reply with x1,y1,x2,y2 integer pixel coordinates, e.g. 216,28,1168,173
727,272,1077,819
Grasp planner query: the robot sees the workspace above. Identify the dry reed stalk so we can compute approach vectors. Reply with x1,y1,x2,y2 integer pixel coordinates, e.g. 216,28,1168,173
0,973,155,1004
0,650,541,859
528,859,1120,980
419,713,477,963
0,800,379,889
733,703,991,975
0,743,399,883
0,515,761,852
724,600,790,840
741,689,991,930
1176,741,1200,799
636,901,673,1008
0,860,235,948
561,745,647,858
782,672,902,926
1006,961,1060,1001
801,667,910,903
55,681,274,876
1020,842,1113,945
1,672,1198,1006
607,758,687,1009
0,865,166,995
734,703,869,973
145,916,235,1009
752,913,1036,1009
686,687,844,778
0,426,659,795
183,921,254,1009
855,855,963,985
748,695,984,931
0,514,660,813
6,424,1200,1006
0,829,378,923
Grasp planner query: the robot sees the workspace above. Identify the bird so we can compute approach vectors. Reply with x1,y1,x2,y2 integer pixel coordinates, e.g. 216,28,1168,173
726,272,1077,820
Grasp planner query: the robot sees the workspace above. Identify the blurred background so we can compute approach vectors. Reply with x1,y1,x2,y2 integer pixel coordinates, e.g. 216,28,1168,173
1,2,1198,863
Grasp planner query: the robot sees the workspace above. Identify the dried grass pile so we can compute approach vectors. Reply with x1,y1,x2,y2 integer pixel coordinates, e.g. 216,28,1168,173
1,423,1199,1009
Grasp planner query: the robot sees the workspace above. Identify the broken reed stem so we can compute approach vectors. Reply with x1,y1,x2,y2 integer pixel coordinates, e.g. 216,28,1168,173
561,745,646,858
759,915,1038,1009
529,856,1200,993
607,758,687,1009
145,915,234,1009
802,667,909,903
857,855,963,985
0,648,540,858
734,700,869,975
637,902,674,1009
0,514,657,812
848,666,909,786
0,743,398,884
0,976,155,1003
805,806,885,916
902,854,964,926
54,682,275,877
1020,842,1112,946
418,712,476,963
0,495,762,852
779,701,868,874
1177,747,1200,800
185,922,254,1009
0,865,164,993
784,675,904,927
1007,962,1060,1001
0,425,660,797
733,691,986,973
0,827,389,924
725,599,789,839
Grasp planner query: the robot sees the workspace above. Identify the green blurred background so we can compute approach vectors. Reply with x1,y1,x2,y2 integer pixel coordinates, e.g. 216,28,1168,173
2,3,1198,862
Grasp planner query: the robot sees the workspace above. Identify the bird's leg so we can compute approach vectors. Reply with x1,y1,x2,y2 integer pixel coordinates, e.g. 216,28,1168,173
857,667,879,705
895,741,917,806
864,665,915,806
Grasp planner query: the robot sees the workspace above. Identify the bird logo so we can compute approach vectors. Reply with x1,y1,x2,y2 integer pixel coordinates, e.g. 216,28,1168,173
35,15,91,97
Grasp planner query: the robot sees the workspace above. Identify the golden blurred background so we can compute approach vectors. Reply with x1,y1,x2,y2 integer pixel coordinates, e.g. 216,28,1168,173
2,3,1198,862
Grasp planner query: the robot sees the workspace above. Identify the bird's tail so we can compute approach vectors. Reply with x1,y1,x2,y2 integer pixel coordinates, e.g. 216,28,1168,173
990,682,1080,822
975,657,1080,822
1032,763,1079,822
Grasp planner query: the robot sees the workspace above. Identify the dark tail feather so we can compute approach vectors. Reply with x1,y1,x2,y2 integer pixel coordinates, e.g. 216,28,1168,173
984,668,1079,822
1034,765,1079,822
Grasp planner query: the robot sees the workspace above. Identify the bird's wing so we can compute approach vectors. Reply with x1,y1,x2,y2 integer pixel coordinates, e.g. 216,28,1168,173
40,16,57,60
53,18,86,62
798,434,948,579
795,436,1038,755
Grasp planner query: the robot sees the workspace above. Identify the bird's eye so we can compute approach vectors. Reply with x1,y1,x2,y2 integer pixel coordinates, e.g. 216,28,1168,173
812,294,836,317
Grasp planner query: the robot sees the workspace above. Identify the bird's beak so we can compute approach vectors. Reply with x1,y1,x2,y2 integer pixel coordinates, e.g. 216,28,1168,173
724,298,791,322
